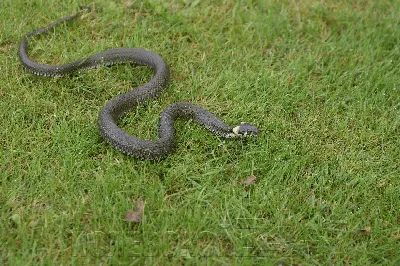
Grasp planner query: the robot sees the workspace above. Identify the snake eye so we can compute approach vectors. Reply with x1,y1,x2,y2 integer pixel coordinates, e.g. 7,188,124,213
233,122,259,137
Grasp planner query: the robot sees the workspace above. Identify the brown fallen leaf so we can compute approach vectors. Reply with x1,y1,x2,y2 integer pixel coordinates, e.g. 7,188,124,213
124,200,145,223
168,3,181,10
391,230,400,240
241,175,257,186
354,226,371,236
29,220,38,228
125,1,133,8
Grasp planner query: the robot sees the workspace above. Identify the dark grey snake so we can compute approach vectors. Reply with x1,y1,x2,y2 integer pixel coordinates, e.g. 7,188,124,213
19,7,259,160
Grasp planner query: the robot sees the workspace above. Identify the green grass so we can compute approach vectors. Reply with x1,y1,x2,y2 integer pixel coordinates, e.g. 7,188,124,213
1,0,400,264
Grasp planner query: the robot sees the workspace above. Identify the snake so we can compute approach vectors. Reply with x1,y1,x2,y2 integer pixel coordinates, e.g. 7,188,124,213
18,7,259,160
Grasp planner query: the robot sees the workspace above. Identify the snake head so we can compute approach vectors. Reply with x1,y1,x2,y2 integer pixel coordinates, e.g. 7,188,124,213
232,122,259,137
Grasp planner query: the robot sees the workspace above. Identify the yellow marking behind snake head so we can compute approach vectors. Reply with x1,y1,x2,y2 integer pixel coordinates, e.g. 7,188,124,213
232,122,259,138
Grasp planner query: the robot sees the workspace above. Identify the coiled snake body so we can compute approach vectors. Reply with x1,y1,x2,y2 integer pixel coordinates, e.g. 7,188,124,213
19,8,259,160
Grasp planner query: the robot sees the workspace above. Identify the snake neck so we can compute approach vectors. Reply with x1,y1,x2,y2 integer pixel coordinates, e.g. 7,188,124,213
159,102,236,139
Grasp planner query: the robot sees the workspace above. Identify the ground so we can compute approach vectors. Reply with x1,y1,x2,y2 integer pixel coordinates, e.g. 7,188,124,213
1,0,399,264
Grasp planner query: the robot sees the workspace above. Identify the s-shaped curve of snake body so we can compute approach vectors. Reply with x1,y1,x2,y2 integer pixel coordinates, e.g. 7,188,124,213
19,7,259,160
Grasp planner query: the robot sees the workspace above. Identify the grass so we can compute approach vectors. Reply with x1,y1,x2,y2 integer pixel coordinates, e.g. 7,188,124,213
1,0,399,264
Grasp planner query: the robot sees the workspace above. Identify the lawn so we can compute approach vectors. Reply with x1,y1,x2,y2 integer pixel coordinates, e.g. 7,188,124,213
1,0,399,265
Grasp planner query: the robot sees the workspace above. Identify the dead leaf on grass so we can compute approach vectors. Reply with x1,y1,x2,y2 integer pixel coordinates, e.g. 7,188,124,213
168,3,181,10
391,230,400,240
241,175,257,186
125,1,133,8
354,226,371,236
29,220,38,228
123,200,145,223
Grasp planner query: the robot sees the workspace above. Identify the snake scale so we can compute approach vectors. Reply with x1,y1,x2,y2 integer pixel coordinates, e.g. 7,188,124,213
19,7,259,160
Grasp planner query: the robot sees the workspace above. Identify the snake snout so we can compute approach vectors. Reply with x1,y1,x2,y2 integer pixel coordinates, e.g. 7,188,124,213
233,122,259,137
